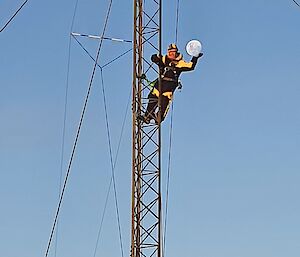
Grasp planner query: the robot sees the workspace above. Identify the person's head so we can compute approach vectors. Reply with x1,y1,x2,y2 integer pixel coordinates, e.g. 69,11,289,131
167,43,178,60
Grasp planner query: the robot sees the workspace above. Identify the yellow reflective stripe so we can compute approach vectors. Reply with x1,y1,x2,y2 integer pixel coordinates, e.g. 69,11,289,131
152,88,160,97
176,60,193,69
162,92,173,99
151,89,173,100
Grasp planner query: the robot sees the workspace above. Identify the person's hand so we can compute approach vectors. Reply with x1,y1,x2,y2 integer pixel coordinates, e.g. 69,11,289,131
151,54,161,62
197,52,203,58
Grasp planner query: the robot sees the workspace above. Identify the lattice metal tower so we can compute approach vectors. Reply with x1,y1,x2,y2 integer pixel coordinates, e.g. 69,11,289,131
131,1,162,257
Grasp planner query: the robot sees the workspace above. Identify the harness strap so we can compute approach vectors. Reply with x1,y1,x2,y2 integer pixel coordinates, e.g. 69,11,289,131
162,76,177,82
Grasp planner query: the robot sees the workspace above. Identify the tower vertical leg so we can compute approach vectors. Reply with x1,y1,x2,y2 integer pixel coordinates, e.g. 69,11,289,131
131,1,162,257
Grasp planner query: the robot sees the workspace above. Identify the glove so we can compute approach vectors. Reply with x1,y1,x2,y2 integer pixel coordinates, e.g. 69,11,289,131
151,54,162,62
197,52,203,58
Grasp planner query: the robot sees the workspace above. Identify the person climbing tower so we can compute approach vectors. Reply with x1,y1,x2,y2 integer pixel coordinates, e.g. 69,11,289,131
138,43,203,124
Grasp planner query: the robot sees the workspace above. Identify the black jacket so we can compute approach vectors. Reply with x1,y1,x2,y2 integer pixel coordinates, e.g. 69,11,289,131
151,53,199,93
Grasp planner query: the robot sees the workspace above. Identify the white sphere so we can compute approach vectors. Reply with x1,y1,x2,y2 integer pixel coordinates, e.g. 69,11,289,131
186,40,202,57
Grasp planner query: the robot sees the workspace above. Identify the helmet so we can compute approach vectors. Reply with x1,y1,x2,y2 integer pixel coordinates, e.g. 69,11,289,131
167,43,178,51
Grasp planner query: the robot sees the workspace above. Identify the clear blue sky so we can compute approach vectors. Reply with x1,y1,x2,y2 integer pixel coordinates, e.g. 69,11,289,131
0,1,299,257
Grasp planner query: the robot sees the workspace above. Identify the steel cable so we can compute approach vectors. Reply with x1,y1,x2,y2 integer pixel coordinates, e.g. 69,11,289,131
68,8,131,257
163,1,180,255
72,33,132,69
175,0,180,44
54,1,80,257
98,68,125,257
163,102,174,257
292,0,300,8
92,86,131,257
44,0,113,256
0,0,28,33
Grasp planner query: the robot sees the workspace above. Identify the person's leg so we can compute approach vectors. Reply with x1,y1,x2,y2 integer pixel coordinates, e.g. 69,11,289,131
145,93,158,120
160,95,170,122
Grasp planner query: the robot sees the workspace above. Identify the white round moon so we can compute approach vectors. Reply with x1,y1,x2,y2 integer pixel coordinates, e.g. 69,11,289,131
186,40,202,57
